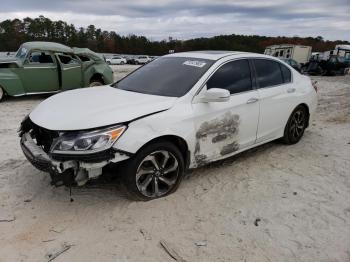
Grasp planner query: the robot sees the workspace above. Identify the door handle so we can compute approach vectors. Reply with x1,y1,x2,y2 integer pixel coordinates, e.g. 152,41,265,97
246,98,259,104
287,88,296,93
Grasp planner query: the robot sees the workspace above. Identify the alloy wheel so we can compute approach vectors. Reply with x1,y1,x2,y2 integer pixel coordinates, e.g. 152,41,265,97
289,109,306,140
136,150,179,198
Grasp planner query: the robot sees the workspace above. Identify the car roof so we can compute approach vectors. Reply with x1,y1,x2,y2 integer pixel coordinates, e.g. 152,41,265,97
22,41,73,53
73,47,104,61
166,50,270,61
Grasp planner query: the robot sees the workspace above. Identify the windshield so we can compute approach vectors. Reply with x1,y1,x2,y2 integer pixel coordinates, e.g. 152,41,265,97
15,46,28,60
115,57,214,97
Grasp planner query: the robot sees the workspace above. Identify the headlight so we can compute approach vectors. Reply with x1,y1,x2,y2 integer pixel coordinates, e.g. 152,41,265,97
51,125,126,155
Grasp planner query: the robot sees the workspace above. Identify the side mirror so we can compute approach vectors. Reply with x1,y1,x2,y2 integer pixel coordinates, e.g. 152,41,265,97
198,87,230,103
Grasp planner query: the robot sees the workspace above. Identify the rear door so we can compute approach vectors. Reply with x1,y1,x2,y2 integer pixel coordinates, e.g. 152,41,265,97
57,54,83,90
20,51,59,93
252,58,293,143
192,59,260,162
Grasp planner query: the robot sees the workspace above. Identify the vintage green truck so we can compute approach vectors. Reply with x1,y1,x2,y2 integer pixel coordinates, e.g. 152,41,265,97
0,42,114,101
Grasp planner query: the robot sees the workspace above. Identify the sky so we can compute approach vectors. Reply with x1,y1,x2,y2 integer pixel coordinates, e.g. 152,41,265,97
1,0,349,41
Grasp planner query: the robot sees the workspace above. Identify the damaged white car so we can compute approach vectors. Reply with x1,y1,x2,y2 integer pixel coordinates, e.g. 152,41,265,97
19,51,318,200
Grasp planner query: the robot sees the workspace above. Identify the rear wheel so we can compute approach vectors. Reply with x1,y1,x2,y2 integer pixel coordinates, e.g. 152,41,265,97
282,105,308,144
89,77,104,87
121,141,184,201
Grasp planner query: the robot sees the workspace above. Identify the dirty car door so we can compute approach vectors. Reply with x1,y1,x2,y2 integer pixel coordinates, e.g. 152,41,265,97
19,51,59,93
192,59,259,164
57,54,83,90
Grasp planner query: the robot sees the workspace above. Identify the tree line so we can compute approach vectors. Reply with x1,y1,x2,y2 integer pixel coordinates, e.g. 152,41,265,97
0,16,348,55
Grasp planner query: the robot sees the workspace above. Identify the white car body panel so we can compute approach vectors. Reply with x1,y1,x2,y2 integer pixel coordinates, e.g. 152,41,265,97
28,51,318,172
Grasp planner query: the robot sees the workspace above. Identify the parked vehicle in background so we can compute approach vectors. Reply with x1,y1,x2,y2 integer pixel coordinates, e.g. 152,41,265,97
0,42,113,102
280,58,301,72
303,55,350,76
264,44,312,64
334,45,350,62
106,56,127,65
19,51,317,200
133,56,151,64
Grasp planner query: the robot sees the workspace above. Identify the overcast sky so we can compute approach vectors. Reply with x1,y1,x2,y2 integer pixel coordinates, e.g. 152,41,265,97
1,0,349,41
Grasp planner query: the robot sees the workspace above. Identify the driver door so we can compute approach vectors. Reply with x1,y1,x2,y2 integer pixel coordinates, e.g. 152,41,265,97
192,59,260,163
57,54,83,90
20,51,59,93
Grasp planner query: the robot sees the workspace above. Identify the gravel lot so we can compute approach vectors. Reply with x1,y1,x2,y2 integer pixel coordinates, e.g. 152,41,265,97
0,65,349,262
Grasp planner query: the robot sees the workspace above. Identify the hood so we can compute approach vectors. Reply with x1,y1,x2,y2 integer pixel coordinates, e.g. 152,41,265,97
30,86,177,131
0,57,21,66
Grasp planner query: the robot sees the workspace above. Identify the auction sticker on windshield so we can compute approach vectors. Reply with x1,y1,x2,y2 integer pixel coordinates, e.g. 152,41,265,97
183,60,207,68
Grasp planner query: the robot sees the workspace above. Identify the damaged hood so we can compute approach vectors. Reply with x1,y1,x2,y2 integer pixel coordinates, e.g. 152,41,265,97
30,86,177,131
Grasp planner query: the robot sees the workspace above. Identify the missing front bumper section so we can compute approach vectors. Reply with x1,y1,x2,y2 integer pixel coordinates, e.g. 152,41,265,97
20,132,131,186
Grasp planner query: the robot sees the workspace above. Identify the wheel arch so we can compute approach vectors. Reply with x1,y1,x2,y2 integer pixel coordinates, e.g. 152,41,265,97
89,73,105,84
133,135,191,170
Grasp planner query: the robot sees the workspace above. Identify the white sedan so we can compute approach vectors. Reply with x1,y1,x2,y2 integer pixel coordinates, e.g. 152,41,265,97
19,51,317,200
106,56,127,65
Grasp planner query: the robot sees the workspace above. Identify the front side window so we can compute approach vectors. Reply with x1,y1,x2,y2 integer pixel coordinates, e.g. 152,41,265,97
207,59,252,94
253,59,283,88
27,51,54,64
116,57,214,97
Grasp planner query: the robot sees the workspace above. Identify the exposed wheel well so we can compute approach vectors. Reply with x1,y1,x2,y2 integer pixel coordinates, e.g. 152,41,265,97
90,74,105,84
137,135,190,169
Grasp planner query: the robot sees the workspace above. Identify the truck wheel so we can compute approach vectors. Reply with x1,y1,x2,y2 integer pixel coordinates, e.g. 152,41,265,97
121,141,185,201
0,86,4,102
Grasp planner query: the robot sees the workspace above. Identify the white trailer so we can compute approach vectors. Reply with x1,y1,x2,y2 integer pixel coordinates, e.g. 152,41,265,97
264,44,312,64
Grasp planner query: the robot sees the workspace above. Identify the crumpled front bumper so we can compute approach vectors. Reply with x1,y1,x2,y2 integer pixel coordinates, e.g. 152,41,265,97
20,132,130,186
21,132,59,173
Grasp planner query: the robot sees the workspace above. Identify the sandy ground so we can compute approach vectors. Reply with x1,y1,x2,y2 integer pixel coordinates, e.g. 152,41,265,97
0,65,349,262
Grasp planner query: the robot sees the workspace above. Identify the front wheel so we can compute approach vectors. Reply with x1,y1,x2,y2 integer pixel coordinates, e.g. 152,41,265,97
0,86,4,102
121,141,185,201
282,106,308,144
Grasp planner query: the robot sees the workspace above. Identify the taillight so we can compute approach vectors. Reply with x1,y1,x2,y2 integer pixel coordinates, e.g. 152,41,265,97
312,81,318,92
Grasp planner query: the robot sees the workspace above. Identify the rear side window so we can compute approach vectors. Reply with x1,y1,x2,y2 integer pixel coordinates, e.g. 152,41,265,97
253,59,283,88
207,59,252,94
280,63,292,83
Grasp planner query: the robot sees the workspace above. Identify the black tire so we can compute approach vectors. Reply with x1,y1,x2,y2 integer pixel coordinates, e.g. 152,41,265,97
121,61,125,65
282,105,308,145
120,141,185,201
0,86,4,102
89,80,104,87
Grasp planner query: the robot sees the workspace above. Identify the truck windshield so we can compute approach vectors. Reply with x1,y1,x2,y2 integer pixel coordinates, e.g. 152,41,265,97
114,57,214,97
15,46,28,60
